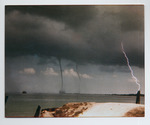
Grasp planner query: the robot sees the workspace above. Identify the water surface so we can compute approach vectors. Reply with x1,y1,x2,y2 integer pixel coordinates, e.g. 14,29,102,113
5,93,144,117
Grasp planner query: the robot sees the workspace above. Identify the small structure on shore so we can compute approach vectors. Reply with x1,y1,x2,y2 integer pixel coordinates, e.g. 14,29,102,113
22,91,27,94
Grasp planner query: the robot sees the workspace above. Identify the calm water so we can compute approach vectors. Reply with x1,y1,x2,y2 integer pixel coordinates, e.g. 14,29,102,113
5,93,144,117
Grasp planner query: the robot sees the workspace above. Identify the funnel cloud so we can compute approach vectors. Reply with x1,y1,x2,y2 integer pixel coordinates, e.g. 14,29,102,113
5,5,144,94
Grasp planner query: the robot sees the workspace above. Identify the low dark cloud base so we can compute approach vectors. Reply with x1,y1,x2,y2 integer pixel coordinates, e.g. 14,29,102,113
5,5,144,67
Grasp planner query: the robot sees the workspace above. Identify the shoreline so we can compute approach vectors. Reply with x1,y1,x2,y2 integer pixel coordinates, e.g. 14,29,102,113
5,92,145,97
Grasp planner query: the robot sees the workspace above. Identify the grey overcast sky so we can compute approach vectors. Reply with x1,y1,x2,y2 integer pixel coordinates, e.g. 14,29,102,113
5,5,144,94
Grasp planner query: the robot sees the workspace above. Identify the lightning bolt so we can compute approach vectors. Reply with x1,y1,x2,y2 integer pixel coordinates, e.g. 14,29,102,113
121,42,140,91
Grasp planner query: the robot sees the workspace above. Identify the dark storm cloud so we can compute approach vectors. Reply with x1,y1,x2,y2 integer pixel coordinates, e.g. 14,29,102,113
103,6,144,32
5,5,97,28
5,5,144,67
119,6,144,32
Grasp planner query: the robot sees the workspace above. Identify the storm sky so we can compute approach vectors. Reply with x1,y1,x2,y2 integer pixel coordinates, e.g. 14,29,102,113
5,5,144,94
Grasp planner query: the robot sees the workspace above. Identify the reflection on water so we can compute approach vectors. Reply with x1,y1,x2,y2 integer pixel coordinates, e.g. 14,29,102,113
5,93,144,117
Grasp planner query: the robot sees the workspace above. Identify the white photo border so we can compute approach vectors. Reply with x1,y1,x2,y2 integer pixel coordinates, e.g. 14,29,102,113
0,0,150,125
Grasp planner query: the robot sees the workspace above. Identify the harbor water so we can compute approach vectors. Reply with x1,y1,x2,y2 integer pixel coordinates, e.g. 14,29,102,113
5,93,144,117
